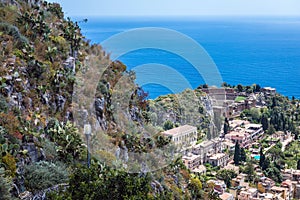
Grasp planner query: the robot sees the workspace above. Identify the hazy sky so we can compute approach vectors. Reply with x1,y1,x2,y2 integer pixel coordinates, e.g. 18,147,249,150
48,0,300,17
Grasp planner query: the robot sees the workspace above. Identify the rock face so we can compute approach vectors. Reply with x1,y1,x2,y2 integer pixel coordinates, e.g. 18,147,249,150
95,97,107,130
55,94,66,112
151,180,164,196
129,106,140,121
63,56,75,73
22,143,45,162
201,96,214,117
41,93,50,106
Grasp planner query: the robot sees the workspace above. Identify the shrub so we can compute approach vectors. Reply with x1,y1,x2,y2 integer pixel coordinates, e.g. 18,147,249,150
0,22,28,48
67,164,151,200
0,112,20,136
24,161,69,193
46,120,85,162
41,139,58,161
0,95,8,113
1,153,16,177
0,167,14,200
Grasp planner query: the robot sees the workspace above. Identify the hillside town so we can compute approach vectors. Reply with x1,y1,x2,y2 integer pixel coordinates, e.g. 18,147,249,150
163,86,299,200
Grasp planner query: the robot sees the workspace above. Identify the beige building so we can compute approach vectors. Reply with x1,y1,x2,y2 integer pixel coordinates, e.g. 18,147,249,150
270,186,288,200
225,131,251,148
281,169,300,181
245,123,264,140
192,138,224,164
262,87,276,96
257,177,275,193
295,184,300,199
226,120,264,148
220,192,234,200
208,153,229,167
281,180,294,200
163,125,197,151
182,153,201,170
238,188,258,200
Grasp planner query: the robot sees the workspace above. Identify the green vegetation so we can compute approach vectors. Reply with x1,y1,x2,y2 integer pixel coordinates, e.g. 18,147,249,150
163,120,174,131
222,82,261,93
235,96,246,102
223,117,229,135
216,169,237,188
233,142,240,165
284,141,300,169
48,163,153,199
45,120,85,163
233,142,247,166
188,175,203,199
0,167,15,200
259,143,284,183
24,161,69,193
0,1,215,198
0,0,299,199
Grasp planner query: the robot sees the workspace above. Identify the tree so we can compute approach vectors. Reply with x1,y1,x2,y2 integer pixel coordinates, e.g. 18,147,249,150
267,124,276,135
271,96,277,108
245,85,253,93
268,143,283,162
295,129,300,140
297,160,300,170
262,157,271,171
240,148,247,162
244,161,255,182
223,117,229,135
259,148,265,168
234,142,241,165
249,108,261,123
221,82,229,88
216,169,237,188
163,120,174,131
264,165,282,183
261,113,269,131
253,84,261,93
188,176,203,199
237,84,243,92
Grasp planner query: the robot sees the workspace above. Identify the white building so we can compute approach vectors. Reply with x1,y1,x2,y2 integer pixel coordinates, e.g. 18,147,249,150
208,153,229,167
163,125,197,151
262,87,276,96
182,153,201,170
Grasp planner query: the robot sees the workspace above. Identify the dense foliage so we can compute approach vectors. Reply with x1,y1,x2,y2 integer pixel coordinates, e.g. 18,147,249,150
24,161,69,192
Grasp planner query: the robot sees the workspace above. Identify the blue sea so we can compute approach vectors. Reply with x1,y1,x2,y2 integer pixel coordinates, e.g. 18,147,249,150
76,16,300,99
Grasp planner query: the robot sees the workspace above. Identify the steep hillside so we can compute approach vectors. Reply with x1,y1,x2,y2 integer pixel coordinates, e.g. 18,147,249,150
0,1,208,199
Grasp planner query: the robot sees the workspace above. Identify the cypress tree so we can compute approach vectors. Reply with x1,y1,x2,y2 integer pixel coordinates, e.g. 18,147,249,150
297,160,300,170
259,148,265,168
223,117,229,135
234,142,241,165
261,114,269,131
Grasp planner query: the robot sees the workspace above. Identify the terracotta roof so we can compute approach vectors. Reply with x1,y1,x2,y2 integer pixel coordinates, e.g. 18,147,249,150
219,192,233,200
